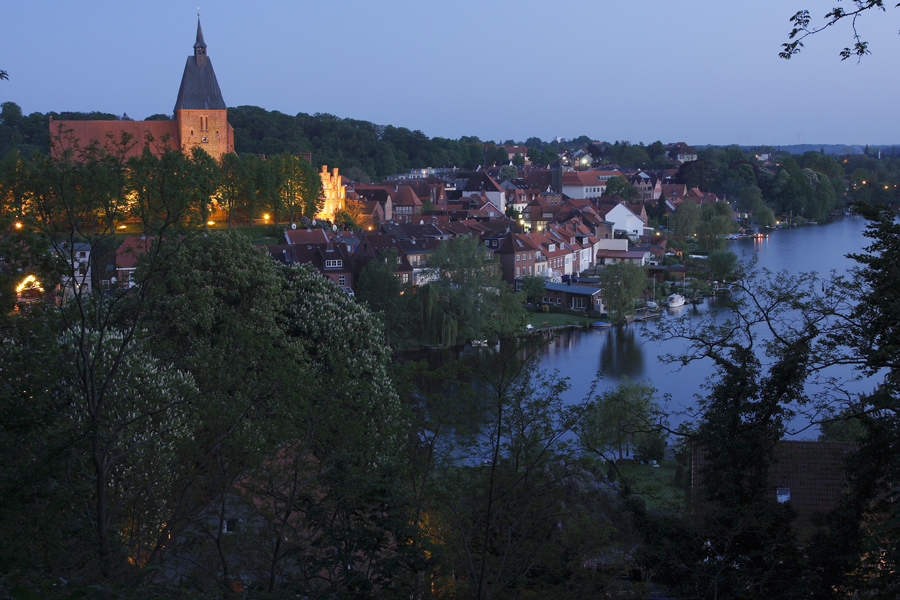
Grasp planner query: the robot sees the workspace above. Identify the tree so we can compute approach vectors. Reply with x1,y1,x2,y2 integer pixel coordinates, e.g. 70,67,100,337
579,379,660,462
696,200,735,252
521,274,545,305
677,159,717,191
706,249,740,283
803,204,900,597
217,152,255,227
636,266,829,598
269,152,324,222
0,137,219,587
504,204,520,220
817,407,867,441
423,236,523,345
782,1,898,60
332,195,367,230
139,234,419,596
604,175,636,201
485,145,509,166
497,164,518,181
434,344,587,600
670,198,701,236
598,261,646,323
355,248,416,347
128,143,205,234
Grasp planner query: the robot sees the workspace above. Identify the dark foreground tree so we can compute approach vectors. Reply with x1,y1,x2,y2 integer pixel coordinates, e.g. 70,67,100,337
801,204,900,598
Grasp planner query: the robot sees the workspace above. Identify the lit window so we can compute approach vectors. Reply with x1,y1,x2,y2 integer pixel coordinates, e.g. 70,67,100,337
776,488,791,503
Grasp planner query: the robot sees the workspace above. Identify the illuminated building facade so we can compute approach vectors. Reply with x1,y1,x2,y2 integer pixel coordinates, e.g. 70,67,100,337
318,165,346,221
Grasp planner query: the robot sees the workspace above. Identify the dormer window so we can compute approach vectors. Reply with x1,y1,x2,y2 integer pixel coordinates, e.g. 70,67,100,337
325,259,342,268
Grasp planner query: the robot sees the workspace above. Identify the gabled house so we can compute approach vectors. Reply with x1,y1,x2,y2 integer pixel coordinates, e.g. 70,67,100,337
691,440,856,539
115,235,154,288
595,199,648,238
353,187,393,222
495,233,541,285
281,242,355,294
350,234,414,285
455,171,507,214
561,170,622,200
665,142,698,164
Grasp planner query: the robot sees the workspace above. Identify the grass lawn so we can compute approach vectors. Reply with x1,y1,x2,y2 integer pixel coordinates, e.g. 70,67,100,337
101,222,285,246
618,459,686,513
526,311,595,329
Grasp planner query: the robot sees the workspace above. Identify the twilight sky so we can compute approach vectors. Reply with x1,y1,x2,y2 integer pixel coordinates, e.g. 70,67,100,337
4,1,899,146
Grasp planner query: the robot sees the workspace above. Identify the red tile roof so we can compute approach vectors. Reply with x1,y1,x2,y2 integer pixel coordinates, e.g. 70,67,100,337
50,120,180,159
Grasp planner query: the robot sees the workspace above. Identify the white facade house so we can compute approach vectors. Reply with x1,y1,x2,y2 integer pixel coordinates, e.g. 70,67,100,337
603,203,647,238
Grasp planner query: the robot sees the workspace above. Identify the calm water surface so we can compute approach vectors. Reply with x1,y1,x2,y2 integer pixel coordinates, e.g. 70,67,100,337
537,216,873,437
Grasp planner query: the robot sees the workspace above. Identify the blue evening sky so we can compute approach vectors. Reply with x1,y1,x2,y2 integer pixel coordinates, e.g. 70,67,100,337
3,1,899,146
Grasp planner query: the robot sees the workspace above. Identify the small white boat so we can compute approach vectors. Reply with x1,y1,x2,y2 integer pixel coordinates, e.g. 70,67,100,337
667,293,685,308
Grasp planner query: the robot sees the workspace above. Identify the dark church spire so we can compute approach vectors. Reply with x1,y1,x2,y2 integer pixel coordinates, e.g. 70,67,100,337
194,18,207,64
174,18,225,112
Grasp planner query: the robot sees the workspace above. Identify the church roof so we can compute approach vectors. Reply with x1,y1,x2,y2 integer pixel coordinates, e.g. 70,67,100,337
50,119,179,159
174,19,226,112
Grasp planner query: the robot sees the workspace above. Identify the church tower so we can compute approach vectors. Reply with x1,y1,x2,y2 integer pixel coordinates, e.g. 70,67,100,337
174,19,234,160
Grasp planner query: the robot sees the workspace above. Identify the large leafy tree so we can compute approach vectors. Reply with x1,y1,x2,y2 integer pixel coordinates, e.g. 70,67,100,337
433,344,590,600
604,175,636,201
598,260,646,323
138,232,419,596
801,204,900,598
636,265,834,598
0,135,214,588
695,200,736,252
579,379,661,462
268,152,324,223
423,235,523,346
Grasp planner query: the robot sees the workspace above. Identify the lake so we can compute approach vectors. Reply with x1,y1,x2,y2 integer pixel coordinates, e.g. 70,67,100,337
536,215,874,438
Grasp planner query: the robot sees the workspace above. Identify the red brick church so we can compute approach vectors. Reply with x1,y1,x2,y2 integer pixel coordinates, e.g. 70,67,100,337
50,19,234,160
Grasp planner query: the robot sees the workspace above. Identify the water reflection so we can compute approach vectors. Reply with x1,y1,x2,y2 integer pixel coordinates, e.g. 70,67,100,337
600,326,644,378
536,216,874,437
